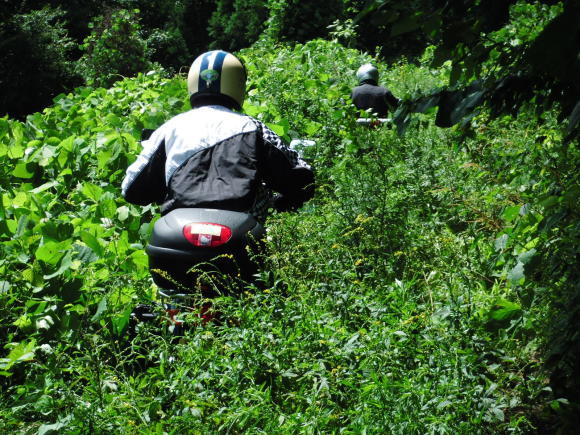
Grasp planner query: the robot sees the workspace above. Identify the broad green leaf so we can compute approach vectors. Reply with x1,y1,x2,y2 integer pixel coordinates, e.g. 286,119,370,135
59,135,75,152
25,139,42,150
0,117,7,140
111,309,132,336
267,121,289,137
91,297,108,322
98,197,117,218
80,231,103,257
508,262,525,284
40,220,73,242
304,79,318,89
117,205,130,221
44,251,73,279
7,125,24,158
12,163,35,179
5,219,18,234
129,250,148,270
37,417,71,435
305,121,322,136
58,168,73,178
11,191,29,207
13,314,32,330
73,243,99,264
15,215,30,237
82,183,103,202
97,150,113,171
0,340,36,373
35,240,70,265
45,137,61,146
242,102,261,117
502,205,521,223
488,299,522,322
331,109,345,120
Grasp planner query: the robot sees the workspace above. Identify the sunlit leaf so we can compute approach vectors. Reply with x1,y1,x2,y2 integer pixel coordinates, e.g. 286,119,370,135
35,241,70,265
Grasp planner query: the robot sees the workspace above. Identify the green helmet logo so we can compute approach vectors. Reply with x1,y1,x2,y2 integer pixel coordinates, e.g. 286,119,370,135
188,50,246,109
200,69,220,86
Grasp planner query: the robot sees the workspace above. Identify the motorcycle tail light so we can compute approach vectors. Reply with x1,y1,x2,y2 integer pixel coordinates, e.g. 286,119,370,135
183,223,232,247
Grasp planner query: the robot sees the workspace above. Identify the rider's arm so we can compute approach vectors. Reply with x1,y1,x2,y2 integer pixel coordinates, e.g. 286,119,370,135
121,128,167,205
257,122,315,210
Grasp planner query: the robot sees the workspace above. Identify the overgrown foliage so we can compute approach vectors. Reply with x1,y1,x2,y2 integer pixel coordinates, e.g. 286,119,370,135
208,0,269,51
356,0,580,140
0,0,218,118
0,7,78,119
4,0,578,133
1,39,577,432
77,9,153,88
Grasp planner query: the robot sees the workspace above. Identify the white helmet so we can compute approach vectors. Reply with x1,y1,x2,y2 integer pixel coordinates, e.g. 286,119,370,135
356,63,379,84
187,50,246,110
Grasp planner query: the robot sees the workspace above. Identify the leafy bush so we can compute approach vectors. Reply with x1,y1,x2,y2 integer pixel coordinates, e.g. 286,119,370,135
77,8,153,88
461,108,580,427
265,0,345,42
208,0,346,51
0,7,78,119
208,0,269,51
115,0,197,71
145,27,191,73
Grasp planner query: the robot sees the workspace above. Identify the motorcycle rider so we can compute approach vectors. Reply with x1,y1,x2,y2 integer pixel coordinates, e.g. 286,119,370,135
122,50,314,223
122,50,314,304
351,63,399,117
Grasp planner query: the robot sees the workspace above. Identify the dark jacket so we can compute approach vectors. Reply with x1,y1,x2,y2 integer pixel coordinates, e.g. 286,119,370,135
351,81,399,117
121,105,314,222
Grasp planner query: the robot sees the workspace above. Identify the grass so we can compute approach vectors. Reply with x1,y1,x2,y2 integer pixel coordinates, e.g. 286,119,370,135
1,39,575,433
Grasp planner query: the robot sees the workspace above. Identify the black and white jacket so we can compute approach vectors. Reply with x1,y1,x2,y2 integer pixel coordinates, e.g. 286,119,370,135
121,105,314,221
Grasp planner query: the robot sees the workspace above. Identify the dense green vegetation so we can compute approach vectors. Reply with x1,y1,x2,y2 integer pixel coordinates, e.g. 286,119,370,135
1,0,579,432
2,0,356,119
2,0,579,136
1,37,578,432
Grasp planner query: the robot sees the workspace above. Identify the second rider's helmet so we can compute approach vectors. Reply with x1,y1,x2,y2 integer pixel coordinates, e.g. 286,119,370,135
187,50,246,111
356,63,379,85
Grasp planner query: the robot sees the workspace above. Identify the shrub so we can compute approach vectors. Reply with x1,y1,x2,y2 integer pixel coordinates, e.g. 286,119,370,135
77,8,153,88
265,0,345,42
146,27,191,73
208,0,269,51
0,7,78,119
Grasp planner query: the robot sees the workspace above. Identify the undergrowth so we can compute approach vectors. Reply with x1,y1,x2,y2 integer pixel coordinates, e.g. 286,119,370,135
1,39,577,433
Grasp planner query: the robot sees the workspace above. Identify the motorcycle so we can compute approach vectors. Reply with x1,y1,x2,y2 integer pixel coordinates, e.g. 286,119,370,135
131,207,266,332
129,131,313,333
